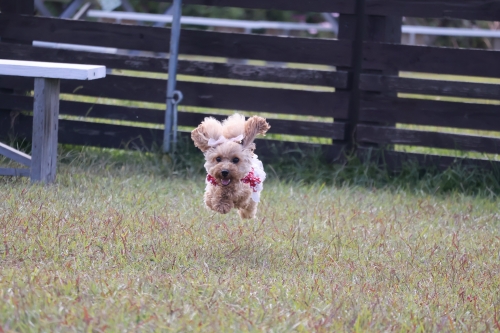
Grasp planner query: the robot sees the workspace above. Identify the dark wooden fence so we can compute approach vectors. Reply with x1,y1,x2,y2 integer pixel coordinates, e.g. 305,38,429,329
1,0,500,170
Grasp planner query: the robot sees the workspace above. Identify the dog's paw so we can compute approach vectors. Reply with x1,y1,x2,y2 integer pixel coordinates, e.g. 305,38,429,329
238,208,256,219
215,202,233,214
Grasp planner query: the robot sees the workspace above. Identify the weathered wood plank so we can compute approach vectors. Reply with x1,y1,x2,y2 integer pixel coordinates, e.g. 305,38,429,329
0,1,34,16
0,142,31,166
60,101,345,140
360,74,500,100
0,0,34,142
267,119,345,140
363,42,500,78
358,147,500,172
256,141,346,164
0,94,346,140
359,94,500,132
31,78,60,184
0,59,106,80
0,114,346,161
0,43,348,88
1,113,164,151
337,13,402,151
0,167,30,177
361,15,403,153
357,124,500,155
0,93,33,110
0,14,352,66
62,75,349,118
335,8,367,151
0,0,33,44
365,0,500,21
150,0,355,13
0,75,349,119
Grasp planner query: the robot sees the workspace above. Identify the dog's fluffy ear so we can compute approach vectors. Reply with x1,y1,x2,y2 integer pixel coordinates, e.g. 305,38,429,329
222,113,246,140
242,116,270,149
191,117,223,152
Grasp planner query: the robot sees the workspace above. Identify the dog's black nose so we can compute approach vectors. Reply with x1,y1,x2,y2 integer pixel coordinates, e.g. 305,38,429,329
221,170,229,178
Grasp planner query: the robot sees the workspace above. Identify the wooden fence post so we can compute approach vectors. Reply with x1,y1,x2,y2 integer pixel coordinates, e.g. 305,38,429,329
0,0,34,43
0,0,34,143
335,0,401,156
0,0,34,16
363,15,402,124
334,0,366,154
356,15,402,163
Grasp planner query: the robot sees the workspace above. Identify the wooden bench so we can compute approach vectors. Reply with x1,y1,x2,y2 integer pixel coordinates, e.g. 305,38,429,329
0,60,106,184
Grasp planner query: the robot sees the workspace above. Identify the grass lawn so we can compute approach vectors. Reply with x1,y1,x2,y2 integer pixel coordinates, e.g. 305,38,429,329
1,148,499,332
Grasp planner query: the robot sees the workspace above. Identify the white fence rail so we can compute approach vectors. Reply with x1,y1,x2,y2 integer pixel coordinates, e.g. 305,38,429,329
86,10,335,33
402,26,500,45
33,11,500,54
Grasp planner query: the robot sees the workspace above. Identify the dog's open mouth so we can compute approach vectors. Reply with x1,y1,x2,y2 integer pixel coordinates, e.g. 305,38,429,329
221,179,231,186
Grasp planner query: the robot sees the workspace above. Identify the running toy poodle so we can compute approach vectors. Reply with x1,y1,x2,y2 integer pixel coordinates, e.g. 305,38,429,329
191,114,270,219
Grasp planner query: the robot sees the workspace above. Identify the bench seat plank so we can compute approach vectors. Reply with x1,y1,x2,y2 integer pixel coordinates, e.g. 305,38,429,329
0,59,106,80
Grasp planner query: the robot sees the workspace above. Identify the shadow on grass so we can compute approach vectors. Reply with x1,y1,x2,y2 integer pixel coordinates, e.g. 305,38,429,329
2,136,499,197
260,142,500,197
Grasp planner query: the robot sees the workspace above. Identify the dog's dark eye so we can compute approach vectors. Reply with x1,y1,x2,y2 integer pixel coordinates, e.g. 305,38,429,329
216,157,221,162
232,157,239,164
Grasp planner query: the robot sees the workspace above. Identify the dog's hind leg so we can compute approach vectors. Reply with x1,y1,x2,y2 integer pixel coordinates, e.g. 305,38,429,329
238,200,257,219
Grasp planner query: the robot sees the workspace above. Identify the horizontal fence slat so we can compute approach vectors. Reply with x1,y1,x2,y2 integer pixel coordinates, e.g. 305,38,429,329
151,0,355,13
0,75,349,118
0,113,346,162
359,94,500,132
0,93,33,109
357,124,500,155
1,114,164,150
181,29,351,67
0,94,346,140
364,42,500,78
172,113,346,140
0,44,348,88
359,147,500,172
366,0,500,21
267,119,345,140
176,64,348,88
0,14,352,66
360,74,500,100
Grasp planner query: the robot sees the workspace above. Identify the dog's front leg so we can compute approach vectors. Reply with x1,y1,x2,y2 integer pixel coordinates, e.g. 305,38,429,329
207,188,234,214
214,199,234,214
204,192,214,210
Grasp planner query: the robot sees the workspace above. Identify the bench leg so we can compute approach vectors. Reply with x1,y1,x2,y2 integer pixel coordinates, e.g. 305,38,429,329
31,78,60,184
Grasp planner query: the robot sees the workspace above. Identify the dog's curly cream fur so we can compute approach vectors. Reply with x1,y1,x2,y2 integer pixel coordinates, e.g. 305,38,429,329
191,114,270,219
